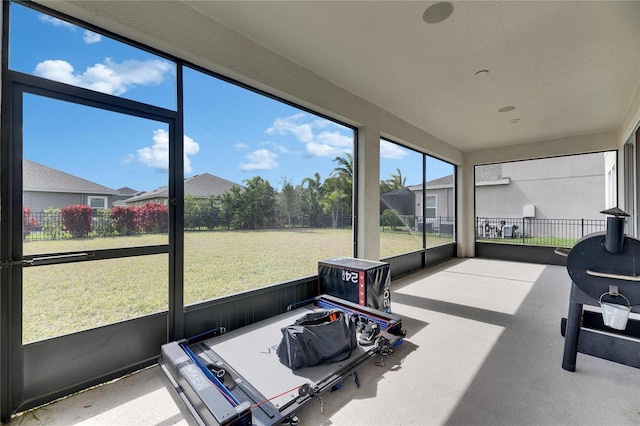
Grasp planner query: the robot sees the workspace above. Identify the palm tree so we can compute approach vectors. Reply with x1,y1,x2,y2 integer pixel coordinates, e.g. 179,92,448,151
302,172,324,227
331,152,353,181
386,168,406,190
321,187,348,228
330,152,353,216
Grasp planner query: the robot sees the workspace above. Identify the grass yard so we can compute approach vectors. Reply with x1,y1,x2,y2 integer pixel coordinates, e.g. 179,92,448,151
475,236,577,248
22,228,451,342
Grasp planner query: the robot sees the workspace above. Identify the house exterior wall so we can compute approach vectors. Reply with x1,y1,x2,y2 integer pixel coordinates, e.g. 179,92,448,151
24,191,84,212
437,188,455,219
126,197,168,207
412,153,605,232
416,187,455,220
23,191,115,212
476,153,606,221
604,151,617,209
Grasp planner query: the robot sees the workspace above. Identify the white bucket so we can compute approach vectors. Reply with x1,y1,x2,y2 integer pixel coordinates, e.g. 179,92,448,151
599,293,631,330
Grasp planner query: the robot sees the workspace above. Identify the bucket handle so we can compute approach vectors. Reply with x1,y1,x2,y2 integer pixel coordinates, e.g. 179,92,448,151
599,292,631,307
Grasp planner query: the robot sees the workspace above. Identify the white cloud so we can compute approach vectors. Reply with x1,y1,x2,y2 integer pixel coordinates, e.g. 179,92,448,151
83,30,102,44
262,141,293,154
380,140,409,159
239,149,279,171
266,113,314,143
234,142,249,151
38,15,75,30
306,142,345,158
317,131,352,149
39,15,102,45
266,113,353,158
33,58,171,96
134,129,200,174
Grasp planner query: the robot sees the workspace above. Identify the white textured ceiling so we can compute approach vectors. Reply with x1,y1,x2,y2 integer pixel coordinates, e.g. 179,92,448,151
37,1,640,153
183,0,640,151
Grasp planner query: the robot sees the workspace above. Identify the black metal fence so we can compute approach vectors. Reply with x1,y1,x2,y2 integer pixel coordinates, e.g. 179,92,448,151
420,216,455,236
380,215,455,237
476,217,606,247
23,210,354,242
24,210,610,248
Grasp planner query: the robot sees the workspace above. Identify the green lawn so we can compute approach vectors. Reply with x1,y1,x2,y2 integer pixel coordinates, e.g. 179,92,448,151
475,236,578,248
22,229,451,342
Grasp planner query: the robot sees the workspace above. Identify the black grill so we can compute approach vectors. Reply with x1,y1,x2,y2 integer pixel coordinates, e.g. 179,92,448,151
561,207,640,372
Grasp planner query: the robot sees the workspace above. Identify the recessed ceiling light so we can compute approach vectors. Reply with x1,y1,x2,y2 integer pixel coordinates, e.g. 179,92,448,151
423,2,454,24
474,69,490,78
509,119,521,124
498,106,516,112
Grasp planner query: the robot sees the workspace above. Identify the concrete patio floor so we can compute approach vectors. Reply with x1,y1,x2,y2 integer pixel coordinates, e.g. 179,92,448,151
7,258,640,425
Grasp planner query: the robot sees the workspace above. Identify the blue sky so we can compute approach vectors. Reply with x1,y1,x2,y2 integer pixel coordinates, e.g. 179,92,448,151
12,3,453,194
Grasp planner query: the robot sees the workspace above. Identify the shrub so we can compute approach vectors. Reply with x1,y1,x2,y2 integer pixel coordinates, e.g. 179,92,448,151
110,206,139,236
382,209,404,230
138,203,168,233
23,207,37,239
93,209,117,237
60,205,93,238
42,206,64,239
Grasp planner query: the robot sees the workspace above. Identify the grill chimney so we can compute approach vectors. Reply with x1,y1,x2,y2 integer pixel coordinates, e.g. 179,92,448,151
601,207,629,255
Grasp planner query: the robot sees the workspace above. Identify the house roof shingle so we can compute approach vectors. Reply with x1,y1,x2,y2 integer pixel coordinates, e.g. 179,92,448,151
24,159,117,195
116,187,139,195
124,173,243,203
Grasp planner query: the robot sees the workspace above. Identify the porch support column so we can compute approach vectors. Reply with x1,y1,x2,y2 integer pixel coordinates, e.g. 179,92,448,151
457,153,475,258
357,125,381,260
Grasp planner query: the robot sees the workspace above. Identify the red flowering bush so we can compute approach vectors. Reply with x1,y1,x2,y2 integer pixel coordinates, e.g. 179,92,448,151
110,206,139,236
23,207,37,238
137,203,168,233
60,205,92,238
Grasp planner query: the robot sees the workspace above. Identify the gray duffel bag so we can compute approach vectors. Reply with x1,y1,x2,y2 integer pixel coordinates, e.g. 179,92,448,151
277,309,357,370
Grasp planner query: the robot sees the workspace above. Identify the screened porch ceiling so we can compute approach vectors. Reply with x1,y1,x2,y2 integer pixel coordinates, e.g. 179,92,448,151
37,1,640,153
184,1,640,151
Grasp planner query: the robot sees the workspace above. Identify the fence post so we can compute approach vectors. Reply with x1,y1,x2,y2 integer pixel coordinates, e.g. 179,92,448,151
522,217,525,244
581,218,584,238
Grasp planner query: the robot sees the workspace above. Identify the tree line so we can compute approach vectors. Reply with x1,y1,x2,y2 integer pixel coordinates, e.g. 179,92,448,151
23,153,411,239
186,153,409,231
186,153,355,230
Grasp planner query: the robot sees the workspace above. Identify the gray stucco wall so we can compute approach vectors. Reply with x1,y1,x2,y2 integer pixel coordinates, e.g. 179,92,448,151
476,153,606,220
24,192,85,212
23,192,115,212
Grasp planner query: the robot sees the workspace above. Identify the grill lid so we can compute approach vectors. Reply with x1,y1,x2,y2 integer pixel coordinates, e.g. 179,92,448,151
566,208,640,303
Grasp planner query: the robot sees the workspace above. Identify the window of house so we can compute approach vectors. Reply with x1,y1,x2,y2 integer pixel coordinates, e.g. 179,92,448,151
475,151,617,247
21,93,171,342
9,2,176,110
425,195,436,218
606,160,617,209
182,66,356,306
379,138,455,258
88,196,107,209
13,1,175,342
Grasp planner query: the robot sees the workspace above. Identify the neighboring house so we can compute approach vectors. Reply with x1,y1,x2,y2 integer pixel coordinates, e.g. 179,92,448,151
23,159,120,212
124,173,243,206
379,175,455,233
409,175,455,232
380,175,455,227
384,152,607,233
409,174,456,221
475,153,606,221
113,187,141,207
380,187,413,216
